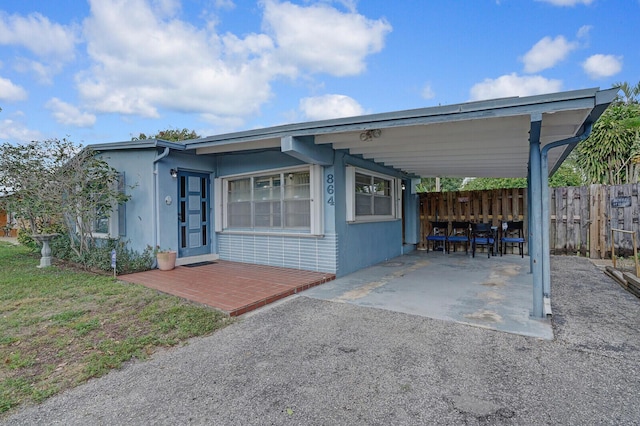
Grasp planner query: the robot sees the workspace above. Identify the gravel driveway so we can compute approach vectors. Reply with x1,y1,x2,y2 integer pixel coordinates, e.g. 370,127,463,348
4,256,640,425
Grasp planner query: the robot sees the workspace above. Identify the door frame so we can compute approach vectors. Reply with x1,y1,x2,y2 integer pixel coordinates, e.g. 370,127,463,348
177,170,211,258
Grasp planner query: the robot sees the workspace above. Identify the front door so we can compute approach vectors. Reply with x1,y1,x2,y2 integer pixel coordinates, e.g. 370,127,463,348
178,171,210,257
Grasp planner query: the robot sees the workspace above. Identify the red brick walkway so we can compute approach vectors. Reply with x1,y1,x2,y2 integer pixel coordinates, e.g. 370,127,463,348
119,260,335,316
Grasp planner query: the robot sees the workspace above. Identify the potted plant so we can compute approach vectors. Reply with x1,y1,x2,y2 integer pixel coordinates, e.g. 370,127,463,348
155,247,177,271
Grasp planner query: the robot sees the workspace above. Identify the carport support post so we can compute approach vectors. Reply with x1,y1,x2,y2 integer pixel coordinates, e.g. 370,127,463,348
539,123,594,312
527,165,533,273
541,153,551,301
529,114,544,318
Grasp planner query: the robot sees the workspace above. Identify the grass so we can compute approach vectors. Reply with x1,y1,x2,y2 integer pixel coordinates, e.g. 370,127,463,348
0,242,232,416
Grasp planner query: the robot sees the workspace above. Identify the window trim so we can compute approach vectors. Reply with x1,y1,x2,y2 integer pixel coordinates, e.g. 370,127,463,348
216,165,323,236
346,166,401,223
91,172,125,239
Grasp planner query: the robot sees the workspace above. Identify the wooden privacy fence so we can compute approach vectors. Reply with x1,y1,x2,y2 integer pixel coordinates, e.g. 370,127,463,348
418,188,527,255
418,184,640,259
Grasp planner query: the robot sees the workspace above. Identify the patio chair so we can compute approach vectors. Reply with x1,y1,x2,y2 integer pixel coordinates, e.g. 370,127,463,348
500,221,526,258
426,221,448,253
471,222,495,258
447,221,470,254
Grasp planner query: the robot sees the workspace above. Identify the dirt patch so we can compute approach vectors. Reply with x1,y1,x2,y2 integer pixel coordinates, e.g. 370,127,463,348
333,260,430,301
464,309,502,323
481,263,521,287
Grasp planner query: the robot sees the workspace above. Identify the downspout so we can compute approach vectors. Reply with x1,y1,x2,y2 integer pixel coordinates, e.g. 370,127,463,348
540,123,593,316
153,147,170,263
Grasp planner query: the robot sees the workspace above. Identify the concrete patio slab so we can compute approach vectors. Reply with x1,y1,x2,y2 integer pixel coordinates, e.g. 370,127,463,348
305,250,553,339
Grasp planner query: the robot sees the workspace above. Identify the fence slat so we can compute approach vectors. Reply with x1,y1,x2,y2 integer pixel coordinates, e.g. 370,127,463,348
579,185,589,256
418,184,640,259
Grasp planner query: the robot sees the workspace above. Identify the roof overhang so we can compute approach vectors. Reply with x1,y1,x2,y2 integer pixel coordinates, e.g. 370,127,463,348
90,139,188,152
91,88,618,179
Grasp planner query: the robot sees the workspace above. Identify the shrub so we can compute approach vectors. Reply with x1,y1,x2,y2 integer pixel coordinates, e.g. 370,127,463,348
50,233,154,274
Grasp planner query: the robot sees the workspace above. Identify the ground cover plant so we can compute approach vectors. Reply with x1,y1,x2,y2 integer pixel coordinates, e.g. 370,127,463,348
0,242,231,416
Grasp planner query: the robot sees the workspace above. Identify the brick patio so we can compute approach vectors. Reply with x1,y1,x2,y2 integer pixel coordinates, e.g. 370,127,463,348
119,260,335,316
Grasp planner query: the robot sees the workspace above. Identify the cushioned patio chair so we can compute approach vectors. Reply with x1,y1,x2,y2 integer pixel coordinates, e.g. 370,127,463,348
471,222,495,258
426,221,448,253
500,221,526,258
448,221,470,254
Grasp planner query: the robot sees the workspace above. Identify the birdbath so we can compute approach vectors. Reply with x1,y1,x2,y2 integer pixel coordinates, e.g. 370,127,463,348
32,233,59,268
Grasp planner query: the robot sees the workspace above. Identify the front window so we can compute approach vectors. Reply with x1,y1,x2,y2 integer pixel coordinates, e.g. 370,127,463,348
355,172,392,217
346,166,398,222
226,170,311,231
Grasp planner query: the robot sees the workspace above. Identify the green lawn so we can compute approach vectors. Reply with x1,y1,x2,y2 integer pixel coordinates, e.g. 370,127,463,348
0,242,231,416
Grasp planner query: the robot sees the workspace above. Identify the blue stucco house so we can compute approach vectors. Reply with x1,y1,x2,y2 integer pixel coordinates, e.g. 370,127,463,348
91,88,616,316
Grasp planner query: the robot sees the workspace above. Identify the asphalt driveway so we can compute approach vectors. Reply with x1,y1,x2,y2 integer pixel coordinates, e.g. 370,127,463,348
4,256,640,425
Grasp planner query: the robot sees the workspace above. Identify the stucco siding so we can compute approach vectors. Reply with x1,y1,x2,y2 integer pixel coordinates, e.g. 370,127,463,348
96,149,156,253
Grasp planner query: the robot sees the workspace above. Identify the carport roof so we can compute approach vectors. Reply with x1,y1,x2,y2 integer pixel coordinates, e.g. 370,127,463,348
184,87,617,178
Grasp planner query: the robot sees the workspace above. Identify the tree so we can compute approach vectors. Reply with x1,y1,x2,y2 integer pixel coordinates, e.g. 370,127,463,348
0,139,69,234
132,128,201,142
575,101,640,184
0,138,128,257
415,177,464,192
614,81,640,104
573,81,640,185
461,155,584,191
462,177,527,191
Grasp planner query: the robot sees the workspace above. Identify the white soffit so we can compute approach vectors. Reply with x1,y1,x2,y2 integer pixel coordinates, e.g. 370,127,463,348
182,88,616,179
315,108,592,178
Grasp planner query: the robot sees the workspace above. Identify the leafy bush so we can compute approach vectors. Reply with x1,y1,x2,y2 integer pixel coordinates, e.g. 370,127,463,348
16,228,38,250
16,222,66,252
50,234,154,274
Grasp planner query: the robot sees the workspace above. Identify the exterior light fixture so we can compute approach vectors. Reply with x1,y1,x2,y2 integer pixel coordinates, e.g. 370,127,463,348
170,168,178,178
359,129,382,142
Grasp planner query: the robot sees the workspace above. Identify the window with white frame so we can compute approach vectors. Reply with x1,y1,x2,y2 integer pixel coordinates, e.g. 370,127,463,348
92,172,126,237
218,166,322,234
346,166,400,222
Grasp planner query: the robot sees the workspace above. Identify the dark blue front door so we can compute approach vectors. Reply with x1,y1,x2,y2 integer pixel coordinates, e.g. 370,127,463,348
178,171,210,257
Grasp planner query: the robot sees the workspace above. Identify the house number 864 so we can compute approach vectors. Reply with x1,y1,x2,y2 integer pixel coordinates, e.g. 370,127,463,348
326,174,335,206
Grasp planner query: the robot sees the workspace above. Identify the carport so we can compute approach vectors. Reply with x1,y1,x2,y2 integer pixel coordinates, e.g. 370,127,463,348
306,87,618,318
183,87,617,319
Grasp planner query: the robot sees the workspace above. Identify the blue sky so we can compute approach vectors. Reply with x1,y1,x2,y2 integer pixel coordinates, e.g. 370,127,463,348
0,0,636,146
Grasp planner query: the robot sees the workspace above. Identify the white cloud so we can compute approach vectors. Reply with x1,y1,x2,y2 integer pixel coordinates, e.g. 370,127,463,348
13,58,62,85
421,83,435,100
535,0,594,6
299,94,364,120
521,36,577,73
469,73,563,101
582,54,623,79
214,0,236,10
76,0,390,128
0,12,78,61
0,76,27,101
45,98,96,127
576,25,592,39
0,118,42,143
79,0,277,119
261,0,392,77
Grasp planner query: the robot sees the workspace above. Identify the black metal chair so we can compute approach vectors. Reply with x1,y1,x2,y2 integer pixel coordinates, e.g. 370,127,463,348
426,221,448,253
448,221,470,254
471,222,495,258
500,221,526,258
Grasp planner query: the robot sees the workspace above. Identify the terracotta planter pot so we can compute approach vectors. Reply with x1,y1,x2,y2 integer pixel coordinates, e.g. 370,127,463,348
156,251,177,271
